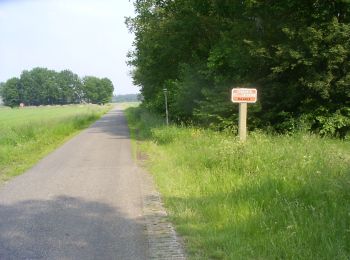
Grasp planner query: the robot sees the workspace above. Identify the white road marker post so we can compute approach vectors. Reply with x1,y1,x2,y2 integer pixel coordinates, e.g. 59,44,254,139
231,88,258,142
163,88,169,126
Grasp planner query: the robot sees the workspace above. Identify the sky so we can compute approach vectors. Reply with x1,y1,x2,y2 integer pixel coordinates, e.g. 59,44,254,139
0,0,138,95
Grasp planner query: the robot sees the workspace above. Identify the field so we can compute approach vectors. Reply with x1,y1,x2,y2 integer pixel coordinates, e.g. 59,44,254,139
125,106,350,259
0,105,110,182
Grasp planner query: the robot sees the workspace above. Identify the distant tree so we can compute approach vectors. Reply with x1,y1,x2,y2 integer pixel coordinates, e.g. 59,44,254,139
82,76,114,104
82,76,101,103
1,68,114,107
20,68,59,105
0,77,21,107
99,78,114,104
57,70,83,104
0,83,3,105
112,94,139,103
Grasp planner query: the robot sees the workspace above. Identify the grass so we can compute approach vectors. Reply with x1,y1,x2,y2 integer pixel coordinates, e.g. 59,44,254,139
114,101,141,109
0,104,111,182
125,106,350,259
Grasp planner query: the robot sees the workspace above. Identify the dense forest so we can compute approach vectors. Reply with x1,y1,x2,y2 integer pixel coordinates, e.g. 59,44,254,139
127,0,350,137
0,68,114,107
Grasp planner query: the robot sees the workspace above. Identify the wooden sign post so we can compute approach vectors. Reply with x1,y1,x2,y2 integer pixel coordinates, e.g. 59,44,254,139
231,88,257,141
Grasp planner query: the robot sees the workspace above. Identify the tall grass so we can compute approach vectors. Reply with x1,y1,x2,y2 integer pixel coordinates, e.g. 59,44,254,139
125,106,350,259
0,105,111,182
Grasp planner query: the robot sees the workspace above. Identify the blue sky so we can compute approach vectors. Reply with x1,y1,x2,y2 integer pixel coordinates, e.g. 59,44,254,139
0,0,137,95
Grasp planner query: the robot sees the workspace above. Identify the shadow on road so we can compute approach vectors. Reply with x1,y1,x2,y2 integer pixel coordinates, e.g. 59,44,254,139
0,196,147,259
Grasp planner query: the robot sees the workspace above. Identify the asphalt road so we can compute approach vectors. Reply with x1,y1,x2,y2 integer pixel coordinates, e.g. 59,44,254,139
0,106,149,259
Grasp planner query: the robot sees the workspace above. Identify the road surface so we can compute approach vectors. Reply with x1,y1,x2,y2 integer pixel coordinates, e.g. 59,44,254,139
0,106,149,259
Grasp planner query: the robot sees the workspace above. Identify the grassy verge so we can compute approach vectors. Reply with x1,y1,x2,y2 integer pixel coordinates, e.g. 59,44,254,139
0,104,111,182
125,106,350,259
114,101,141,109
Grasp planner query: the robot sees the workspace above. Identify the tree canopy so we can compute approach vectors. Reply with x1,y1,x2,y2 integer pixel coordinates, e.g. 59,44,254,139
0,68,114,107
127,0,350,137
82,76,114,105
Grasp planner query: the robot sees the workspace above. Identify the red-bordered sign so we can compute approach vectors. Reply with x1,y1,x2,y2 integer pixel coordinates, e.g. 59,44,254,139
231,88,257,103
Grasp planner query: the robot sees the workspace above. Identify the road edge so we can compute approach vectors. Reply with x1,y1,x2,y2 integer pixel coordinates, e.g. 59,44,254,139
138,167,187,259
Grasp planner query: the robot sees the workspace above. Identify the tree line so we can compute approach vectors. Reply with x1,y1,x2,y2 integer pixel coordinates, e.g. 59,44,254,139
0,67,114,107
112,94,139,103
127,0,350,137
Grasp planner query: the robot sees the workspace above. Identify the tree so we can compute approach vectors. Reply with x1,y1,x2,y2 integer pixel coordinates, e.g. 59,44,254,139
82,76,114,104
0,77,21,107
57,70,83,104
127,0,350,136
112,94,139,103
1,68,114,107
99,78,114,104
20,68,59,105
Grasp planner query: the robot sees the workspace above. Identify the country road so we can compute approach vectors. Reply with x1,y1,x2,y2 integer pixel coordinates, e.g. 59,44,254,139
0,106,149,259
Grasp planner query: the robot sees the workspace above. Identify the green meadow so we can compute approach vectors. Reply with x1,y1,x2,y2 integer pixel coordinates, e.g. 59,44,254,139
126,106,350,259
0,105,110,182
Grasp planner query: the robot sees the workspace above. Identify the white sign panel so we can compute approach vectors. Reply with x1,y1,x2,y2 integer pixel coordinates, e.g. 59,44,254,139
231,88,257,103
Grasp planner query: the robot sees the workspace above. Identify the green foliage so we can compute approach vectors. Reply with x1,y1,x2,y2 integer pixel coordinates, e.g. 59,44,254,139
127,0,350,137
0,78,20,107
57,70,84,104
0,68,114,106
313,107,350,138
126,106,350,259
82,76,114,104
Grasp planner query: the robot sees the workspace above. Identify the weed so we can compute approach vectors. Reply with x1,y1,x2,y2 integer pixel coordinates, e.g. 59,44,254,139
126,106,350,259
